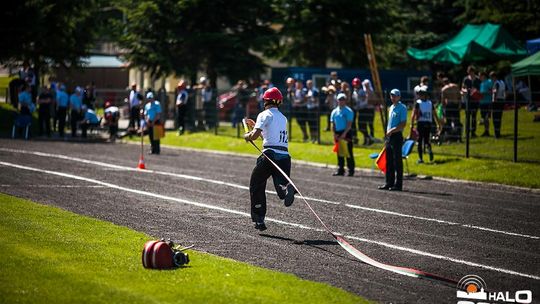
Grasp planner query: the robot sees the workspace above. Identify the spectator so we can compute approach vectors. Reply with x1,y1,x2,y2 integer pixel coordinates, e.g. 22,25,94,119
56,84,69,137
69,87,83,137
323,85,337,131
433,71,445,105
479,71,493,137
352,77,371,145
515,80,534,111
362,79,376,138
128,82,142,130
490,71,506,139
18,83,35,115
305,80,319,143
461,65,481,138
285,77,295,114
176,80,189,135
414,76,429,101
37,86,53,137
144,92,162,154
201,77,215,130
441,77,462,141
257,79,274,111
83,82,96,110
19,62,37,101
378,89,407,191
103,101,120,141
331,93,355,176
292,81,309,142
410,88,441,163
328,71,342,88
80,105,100,138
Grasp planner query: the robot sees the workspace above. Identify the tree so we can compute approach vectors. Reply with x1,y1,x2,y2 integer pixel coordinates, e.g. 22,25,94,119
0,0,110,88
267,0,391,68
120,0,277,87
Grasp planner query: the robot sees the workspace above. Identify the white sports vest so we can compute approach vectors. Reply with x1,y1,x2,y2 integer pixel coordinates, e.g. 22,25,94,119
254,108,289,154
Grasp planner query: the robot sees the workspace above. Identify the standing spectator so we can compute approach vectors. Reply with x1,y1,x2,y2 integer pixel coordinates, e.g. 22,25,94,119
292,81,309,142
328,71,342,88
56,84,69,137
352,77,371,145
18,83,35,115
144,92,162,154
323,85,337,131
305,80,319,143
201,77,215,129
461,65,481,138
285,77,295,116
176,80,189,135
243,87,295,231
490,71,506,139
441,77,462,141
37,87,53,137
410,88,441,163
82,82,96,110
379,89,407,191
414,76,429,101
362,79,376,139
479,72,493,137
194,77,206,130
104,101,120,141
19,62,37,101
432,71,445,105
128,82,142,130
331,93,355,176
69,87,83,137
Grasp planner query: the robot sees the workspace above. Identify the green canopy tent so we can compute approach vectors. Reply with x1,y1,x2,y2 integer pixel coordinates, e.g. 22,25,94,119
407,23,527,64
511,51,540,77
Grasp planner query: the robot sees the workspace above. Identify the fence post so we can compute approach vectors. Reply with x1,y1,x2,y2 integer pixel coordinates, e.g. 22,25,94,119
513,76,518,162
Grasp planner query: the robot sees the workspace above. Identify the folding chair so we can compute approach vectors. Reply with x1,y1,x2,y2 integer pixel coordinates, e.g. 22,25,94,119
401,139,416,177
12,114,32,140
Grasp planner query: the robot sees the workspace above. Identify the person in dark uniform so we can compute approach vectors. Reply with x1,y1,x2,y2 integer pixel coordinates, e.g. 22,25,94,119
244,87,295,231
379,89,407,191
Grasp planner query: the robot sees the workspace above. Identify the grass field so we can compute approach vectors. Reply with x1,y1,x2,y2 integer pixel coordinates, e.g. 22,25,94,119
153,107,540,189
0,193,369,304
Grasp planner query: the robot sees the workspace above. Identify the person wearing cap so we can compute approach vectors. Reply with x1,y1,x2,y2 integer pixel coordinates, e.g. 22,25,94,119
80,105,100,138
411,88,441,163
69,87,83,137
175,80,189,135
244,87,295,232
104,101,120,141
330,93,355,176
128,82,142,131
55,84,69,137
143,92,162,154
379,89,407,191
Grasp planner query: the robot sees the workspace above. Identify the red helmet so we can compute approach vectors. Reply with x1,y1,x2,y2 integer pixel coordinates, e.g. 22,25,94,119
352,78,361,87
262,87,283,104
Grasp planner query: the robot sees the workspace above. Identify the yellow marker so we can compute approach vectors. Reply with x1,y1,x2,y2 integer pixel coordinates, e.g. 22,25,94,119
242,118,250,133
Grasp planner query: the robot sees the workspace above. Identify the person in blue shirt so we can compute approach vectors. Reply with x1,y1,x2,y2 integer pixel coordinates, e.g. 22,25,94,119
55,84,69,137
379,89,407,191
80,105,100,138
18,83,35,115
69,87,83,137
144,92,162,154
479,72,493,137
330,93,355,176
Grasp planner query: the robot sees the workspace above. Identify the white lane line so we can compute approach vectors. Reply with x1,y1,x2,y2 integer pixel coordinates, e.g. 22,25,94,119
0,148,537,240
1,160,538,281
0,184,104,188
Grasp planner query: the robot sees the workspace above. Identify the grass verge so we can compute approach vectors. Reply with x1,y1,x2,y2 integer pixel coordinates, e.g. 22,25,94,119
0,193,369,304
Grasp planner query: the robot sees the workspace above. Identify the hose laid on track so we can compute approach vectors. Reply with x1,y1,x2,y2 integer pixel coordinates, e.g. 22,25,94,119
243,119,457,285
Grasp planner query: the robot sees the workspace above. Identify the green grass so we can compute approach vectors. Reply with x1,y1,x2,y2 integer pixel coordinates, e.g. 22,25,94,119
151,107,540,189
0,193,369,304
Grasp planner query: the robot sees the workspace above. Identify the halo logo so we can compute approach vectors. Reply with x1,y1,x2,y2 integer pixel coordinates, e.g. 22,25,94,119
456,275,533,304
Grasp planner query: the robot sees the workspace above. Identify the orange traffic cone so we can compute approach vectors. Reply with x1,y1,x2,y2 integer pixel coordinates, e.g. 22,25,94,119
137,155,146,170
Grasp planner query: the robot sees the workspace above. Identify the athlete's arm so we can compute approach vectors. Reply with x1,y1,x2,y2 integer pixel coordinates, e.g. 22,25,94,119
244,128,262,141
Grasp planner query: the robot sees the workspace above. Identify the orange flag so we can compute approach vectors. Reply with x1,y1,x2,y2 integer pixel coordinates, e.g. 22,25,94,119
375,146,387,173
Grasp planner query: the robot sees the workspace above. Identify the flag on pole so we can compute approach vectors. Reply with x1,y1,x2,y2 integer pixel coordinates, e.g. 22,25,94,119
375,146,387,173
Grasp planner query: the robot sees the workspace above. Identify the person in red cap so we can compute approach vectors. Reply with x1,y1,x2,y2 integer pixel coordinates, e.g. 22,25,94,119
244,87,295,231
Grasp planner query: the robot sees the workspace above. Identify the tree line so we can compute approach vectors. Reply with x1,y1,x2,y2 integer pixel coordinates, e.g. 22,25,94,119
1,0,538,88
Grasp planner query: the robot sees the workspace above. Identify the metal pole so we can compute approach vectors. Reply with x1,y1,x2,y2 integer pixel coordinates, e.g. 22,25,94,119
513,76,518,162
465,96,470,158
